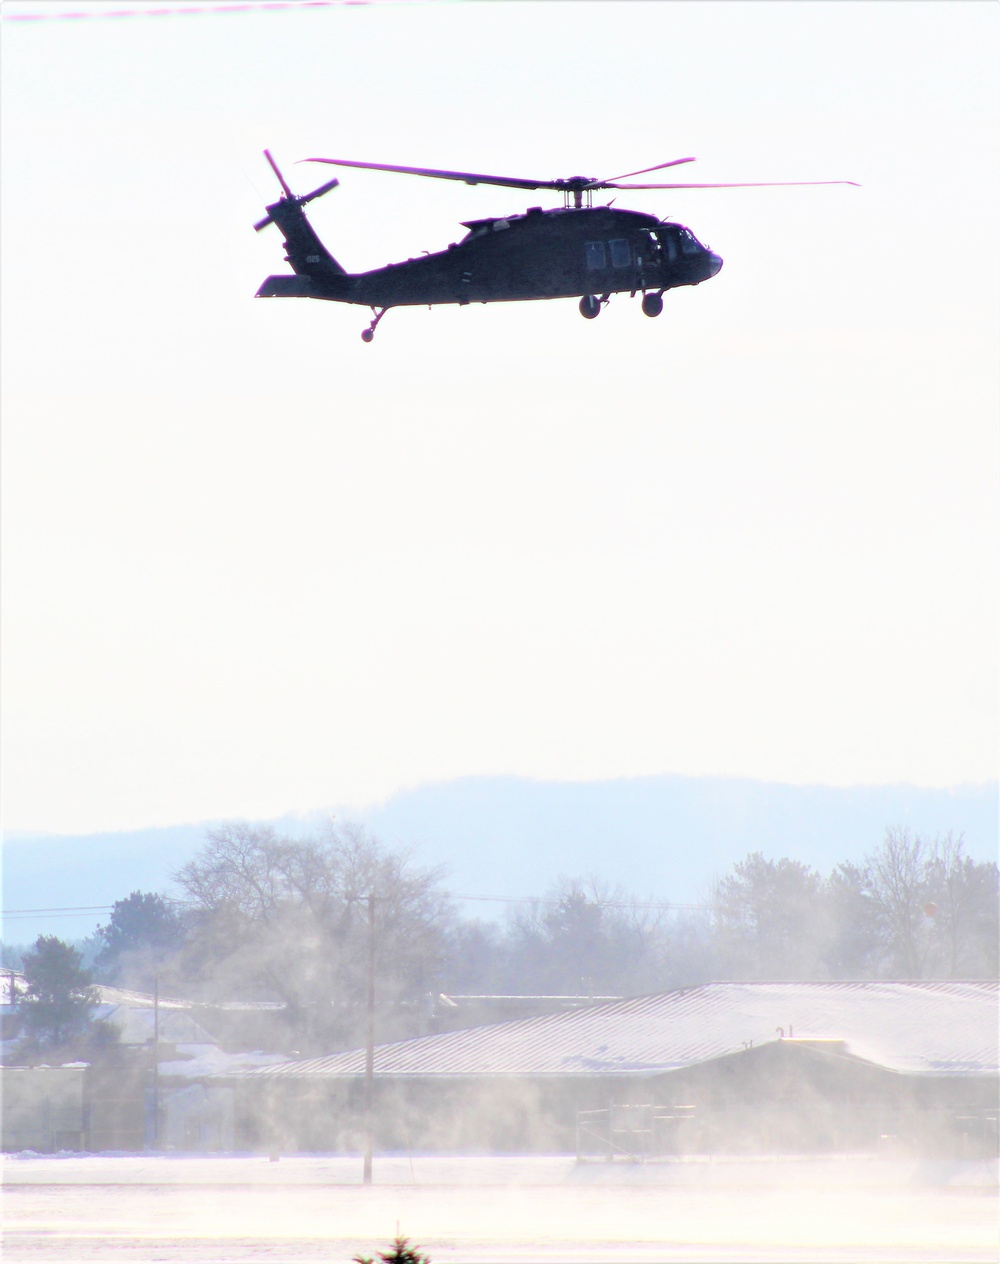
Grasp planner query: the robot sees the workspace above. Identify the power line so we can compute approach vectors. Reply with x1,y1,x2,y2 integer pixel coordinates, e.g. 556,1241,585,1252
450,893,710,912
2,895,190,919
3,906,115,915
2,906,116,922
2,894,711,919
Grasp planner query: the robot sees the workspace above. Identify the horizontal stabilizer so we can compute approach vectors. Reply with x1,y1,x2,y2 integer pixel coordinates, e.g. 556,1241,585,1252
256,275,317,298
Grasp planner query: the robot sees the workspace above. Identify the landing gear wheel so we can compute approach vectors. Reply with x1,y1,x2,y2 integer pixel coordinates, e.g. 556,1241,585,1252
361,306,389,342
579,294,601,320
641,292,664,318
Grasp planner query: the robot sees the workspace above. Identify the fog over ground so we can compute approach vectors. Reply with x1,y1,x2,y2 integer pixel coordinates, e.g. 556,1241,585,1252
3,1154,997,1263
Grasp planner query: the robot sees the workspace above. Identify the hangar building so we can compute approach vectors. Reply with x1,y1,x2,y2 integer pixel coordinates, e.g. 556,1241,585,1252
228,980,998,1157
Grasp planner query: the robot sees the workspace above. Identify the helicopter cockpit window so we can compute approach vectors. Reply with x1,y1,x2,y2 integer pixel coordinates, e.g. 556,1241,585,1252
609,239,632,268
679,229,702,255
585,241,607,270
656,229,678,263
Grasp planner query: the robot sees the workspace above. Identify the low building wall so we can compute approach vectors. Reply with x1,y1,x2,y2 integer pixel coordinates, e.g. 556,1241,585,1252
1,1066,87,1152
1,1058,150,1153
224,1042,999,1158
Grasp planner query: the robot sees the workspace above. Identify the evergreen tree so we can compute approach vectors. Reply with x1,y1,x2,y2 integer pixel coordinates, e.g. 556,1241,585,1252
19,935,100,1050
354,1237,431,1264
501,876,674,996
821,862,883,978
711,854,829,979
94,891,186,989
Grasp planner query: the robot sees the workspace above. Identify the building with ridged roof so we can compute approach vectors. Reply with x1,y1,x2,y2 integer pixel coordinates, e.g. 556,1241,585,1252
224,980,999,1156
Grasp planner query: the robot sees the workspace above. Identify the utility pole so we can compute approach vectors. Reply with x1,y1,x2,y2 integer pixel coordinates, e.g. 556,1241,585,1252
363,892,375,1185
152,973,160,1150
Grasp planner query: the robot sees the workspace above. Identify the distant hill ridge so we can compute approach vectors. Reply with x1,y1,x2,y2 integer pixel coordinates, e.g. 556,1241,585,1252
3,774,996,944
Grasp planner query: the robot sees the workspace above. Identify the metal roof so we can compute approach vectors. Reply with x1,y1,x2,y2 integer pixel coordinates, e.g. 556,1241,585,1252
239,980,998,1081
96,1003,218,1048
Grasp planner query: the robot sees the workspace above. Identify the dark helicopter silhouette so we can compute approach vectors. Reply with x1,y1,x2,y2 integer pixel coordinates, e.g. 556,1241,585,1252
254,151,856,342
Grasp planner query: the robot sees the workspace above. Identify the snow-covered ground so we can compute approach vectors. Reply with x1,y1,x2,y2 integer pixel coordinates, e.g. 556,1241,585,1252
3,1152,997,1262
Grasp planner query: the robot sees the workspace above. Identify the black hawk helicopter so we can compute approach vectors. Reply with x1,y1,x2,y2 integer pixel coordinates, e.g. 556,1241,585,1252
254,151,856,342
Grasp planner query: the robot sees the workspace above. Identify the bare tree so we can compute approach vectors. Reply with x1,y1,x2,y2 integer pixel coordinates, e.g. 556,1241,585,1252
922,834,999,977
860,827,933,976
710,833,997,984
174,820,453,1050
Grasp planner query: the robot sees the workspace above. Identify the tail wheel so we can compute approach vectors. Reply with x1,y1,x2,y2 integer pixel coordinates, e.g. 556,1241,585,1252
361,307,389,342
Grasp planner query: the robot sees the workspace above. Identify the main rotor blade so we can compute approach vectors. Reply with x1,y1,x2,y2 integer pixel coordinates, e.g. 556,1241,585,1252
303,157,563,192
301,157,859,196
600,158,696,182
263,149,294,200
604,179,861,190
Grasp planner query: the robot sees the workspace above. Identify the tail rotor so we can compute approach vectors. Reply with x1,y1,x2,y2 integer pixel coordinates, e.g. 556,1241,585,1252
253,149,340,232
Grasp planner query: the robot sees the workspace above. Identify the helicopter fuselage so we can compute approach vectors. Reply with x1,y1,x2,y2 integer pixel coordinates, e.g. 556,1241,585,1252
257,202,722,311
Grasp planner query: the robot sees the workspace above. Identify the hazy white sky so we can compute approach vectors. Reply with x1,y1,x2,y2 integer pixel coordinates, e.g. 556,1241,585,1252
2,1,997,834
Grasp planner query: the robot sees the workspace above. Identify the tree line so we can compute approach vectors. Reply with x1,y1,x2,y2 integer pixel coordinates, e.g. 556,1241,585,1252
6,821,997,1060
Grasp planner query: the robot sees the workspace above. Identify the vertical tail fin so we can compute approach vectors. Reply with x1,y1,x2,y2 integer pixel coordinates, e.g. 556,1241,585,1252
254,150,347,278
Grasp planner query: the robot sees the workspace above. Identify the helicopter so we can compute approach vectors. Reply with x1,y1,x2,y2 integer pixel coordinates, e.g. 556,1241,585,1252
254,151,857,342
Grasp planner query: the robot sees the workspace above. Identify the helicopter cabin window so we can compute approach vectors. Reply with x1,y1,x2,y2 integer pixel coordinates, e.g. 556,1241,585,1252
609,239,632,268
585,241,607,270
655,230,675,263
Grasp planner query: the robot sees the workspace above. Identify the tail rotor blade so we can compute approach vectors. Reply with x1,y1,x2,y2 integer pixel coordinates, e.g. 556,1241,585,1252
254,155,340,231
299,176,340,206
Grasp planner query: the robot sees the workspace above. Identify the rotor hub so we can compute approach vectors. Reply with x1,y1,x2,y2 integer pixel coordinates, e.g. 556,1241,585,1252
559,178,599,209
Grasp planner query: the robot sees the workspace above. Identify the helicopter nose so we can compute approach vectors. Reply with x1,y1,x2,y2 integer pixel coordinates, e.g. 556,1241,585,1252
707,251,723,277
